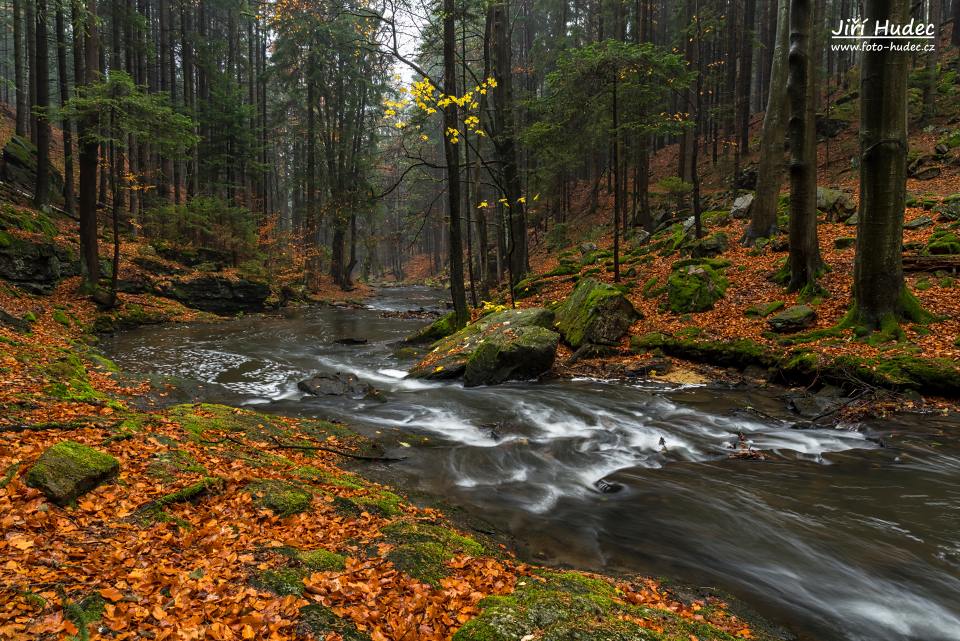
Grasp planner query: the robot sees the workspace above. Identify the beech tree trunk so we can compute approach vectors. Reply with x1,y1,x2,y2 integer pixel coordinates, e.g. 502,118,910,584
853,0,924,328
746,0,789,242
786,0,823,291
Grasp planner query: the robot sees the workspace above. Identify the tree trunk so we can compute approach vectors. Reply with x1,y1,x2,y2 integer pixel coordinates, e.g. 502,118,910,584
25,0,36,143
853,0,926,329
737,0,756,164
443,0,469,326
953,0,960,46
921,0,942,124
13,0,28,137
786,0,823,291
78,0,101,291
34,0,51,208
55,3,75,215
746,0,789,242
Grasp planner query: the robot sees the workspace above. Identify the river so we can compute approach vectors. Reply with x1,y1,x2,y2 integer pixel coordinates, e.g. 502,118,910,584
101,286,960,641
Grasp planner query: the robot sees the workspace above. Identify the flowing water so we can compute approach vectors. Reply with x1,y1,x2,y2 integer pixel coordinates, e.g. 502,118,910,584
102,286,960,641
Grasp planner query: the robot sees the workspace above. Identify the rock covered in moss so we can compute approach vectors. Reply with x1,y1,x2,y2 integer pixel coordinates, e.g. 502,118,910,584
767,305,816,333
402,311,457,344
667,263,728,313
554,278,639,349
409,307,557,383
463,325,559,387
25,441,119,505
925,230,960,255
689,232,729,258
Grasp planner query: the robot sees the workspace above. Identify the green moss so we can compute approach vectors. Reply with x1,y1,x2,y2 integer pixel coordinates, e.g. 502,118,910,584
297,549,347,571
348,489,404,516
135,477,225,521
147,449,207,480
88,353,120,373
543,262,579,277
404,311,458,344
453,570,734,641
641,276,665,299
25,441,120,506
0,203,58,237
513,276,544,299
1,462,21,489
44,353,104,403
295,465,365,489
298,604,371,641
382,519,484,556
251,567,307,596
745,301,785,318
247,479,312,516
52,309,71,326
667,264,728,313
924,230,960,255
64,593,105,641
554,278,638,348
387,541,452,586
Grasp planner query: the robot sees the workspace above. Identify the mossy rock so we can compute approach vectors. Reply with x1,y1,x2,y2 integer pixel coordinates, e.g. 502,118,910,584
43,353,104,403
383,518,485,586
333,488,405,517
147,449,207,481
554,278,640,349
409,308,556,381
667,264,728,313
745,301,785,318
134,476,225,522
688,231,729,258
251,567,307,596
0,203,58,237
463,325,559,387
924,230,960,255
298,604,371,641
25,441,120,505
283,547,347,572
246,479,312,516
543,262,579,277
454,570,735,641
403,311,458,344
767,305,817,333
513,276,544,299
295,465,365,490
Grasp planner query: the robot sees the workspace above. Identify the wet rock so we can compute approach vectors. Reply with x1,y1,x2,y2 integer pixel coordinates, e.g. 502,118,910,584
298,372,383,400
767,305,816,333
816,187,856,220
25,441,119,505
787,393,843,419
409,307,558,384
161,274,270,315
463,325,559,387
624,357,672,377
555,278,639,349
334,337,368,345
730,193,754,219
0,308,32,332
0,236,62,294
908,154,941,180
402,311,457,344
593,478,624,494
667,263,728,313
934,201,960,221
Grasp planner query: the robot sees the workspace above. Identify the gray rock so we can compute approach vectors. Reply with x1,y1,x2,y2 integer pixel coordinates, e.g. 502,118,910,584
298,372,383,400
161,274,270,315
730,193,755,219
0,236,62,294
690,232,729,258
904,215,934,230
767,305,816,333
578,242,598,255
816,187,856,220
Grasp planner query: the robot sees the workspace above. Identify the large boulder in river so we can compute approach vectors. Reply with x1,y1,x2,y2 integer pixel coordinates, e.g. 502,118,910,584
402,311,457,344
555,278,639,349
25,441,119,505
298,372,383,400
409,307,558,385
161,274,270,315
